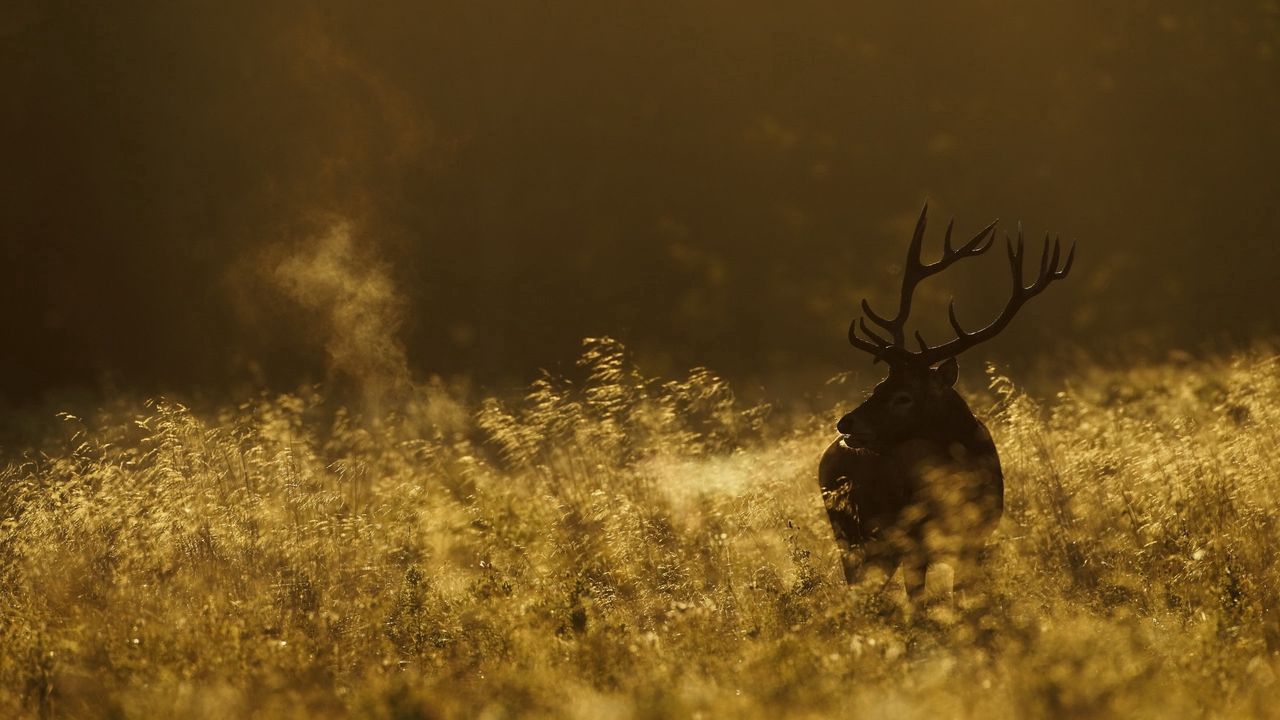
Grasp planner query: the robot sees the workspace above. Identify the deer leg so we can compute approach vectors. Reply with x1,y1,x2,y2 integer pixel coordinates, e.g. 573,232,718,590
839,547,900,617
902,555,929,606
840,546,897,586
951,546,995,608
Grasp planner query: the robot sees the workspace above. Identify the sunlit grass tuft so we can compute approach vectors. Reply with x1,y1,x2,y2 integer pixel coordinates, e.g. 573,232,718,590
2,341,1279,718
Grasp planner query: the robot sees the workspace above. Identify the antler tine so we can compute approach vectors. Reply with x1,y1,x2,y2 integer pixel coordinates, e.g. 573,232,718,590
848,318,888,358
860,298,894,329
942,219,954,256
1006,230,1024,289
906,202,930,272
848,315,908,366
1021,236,1075,299
898,203,930,338
1056,240,1077,277
914,330,929,352
849,315,885,348
1037,233,1052,283
946,299,969,340
858,317,894,348
946,218,999,259
917,230,1078,366
859,203,931,343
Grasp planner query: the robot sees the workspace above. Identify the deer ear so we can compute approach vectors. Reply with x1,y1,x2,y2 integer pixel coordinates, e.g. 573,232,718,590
932,357,959,388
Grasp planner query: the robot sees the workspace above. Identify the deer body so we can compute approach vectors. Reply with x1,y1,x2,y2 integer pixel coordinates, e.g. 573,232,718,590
822,204,1073,604
818,362,1004,599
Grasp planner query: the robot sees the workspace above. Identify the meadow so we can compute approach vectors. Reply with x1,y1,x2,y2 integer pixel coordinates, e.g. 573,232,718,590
2,337,1279,719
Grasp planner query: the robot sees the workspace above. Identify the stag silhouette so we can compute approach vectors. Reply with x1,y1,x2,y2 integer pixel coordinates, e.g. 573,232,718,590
819,204,1074,607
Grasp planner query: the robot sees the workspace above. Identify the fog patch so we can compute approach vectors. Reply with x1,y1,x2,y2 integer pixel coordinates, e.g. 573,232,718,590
273,218,411,415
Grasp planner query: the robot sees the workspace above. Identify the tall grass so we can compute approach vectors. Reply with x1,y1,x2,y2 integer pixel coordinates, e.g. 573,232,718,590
2,339,1279,718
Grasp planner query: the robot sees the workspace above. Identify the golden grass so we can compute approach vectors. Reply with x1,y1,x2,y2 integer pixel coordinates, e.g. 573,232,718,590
3,338,1279,718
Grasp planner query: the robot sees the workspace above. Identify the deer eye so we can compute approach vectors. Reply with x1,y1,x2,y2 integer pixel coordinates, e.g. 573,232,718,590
890,392,914,407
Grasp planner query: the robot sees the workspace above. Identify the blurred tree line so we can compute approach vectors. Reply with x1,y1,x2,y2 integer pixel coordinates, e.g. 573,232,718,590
3,1,1278,402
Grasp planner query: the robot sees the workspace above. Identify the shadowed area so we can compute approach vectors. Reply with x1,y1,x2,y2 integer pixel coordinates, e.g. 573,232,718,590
4,2,1279,404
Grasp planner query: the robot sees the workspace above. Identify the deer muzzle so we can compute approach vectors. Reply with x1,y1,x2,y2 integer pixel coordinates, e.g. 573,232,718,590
836,412,876,444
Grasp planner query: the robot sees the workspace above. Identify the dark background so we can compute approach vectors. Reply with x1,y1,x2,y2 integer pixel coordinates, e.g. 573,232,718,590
4,1,1278,405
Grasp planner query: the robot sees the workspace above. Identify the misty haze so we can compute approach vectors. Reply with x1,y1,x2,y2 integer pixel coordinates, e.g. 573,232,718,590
3,3,1279,719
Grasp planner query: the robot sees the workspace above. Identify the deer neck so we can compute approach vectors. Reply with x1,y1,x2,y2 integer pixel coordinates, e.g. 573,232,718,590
904,397,988,454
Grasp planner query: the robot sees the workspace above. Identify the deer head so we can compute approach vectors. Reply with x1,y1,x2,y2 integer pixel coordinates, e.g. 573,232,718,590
837,204,1074,447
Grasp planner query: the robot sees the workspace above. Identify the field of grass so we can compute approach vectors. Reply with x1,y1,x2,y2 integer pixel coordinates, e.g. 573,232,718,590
3,337,1279,719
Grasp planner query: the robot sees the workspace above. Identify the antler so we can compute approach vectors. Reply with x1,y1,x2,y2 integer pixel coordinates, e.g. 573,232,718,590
848,204,1075,367
848,203,998,364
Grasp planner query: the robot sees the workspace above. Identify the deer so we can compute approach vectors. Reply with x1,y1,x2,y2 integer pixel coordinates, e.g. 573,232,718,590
819,204,1074,610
